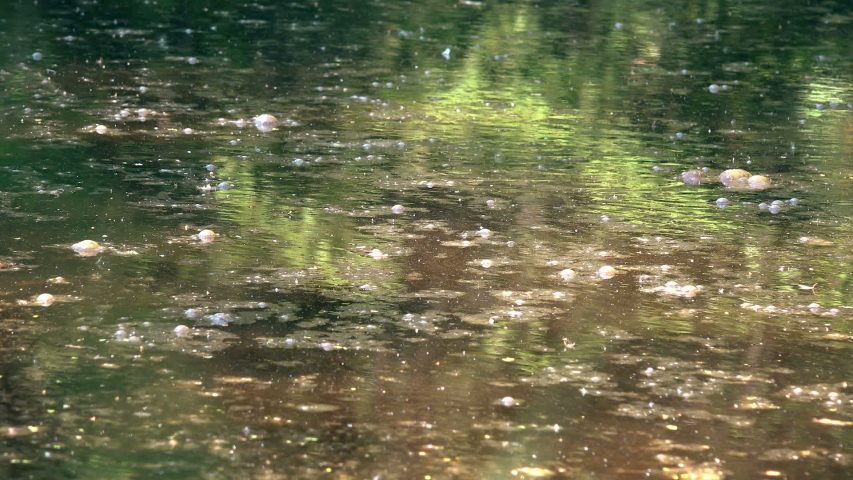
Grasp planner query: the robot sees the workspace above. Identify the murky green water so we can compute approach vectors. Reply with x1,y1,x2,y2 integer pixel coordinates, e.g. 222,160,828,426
3,0,853,478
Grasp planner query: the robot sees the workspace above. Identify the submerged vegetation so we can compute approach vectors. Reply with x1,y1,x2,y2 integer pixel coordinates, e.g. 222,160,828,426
1,0,853,478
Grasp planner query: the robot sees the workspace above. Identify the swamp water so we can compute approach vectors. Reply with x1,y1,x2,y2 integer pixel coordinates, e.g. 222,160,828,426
2,0,853,478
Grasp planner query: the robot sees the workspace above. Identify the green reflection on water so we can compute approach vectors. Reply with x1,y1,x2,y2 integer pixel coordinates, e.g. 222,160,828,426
3,0,853,478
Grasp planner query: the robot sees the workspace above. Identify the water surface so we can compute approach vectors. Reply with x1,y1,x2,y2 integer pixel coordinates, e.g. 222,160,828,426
2,0,853,478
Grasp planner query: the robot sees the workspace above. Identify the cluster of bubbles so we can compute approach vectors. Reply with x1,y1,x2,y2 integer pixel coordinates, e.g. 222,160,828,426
652,281,701,298
740,301,839,317
716,197,798,214
556,266,617,280
681,168,771,190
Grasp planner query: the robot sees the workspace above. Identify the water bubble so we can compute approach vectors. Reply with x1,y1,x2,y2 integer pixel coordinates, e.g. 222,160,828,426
818,55,826,61
114,329,128,341
476,228,491,238
480,259,493,268
681,69,688,75
559,269,576,281
71,240,103,256
598,266,617,279
747,175,770,189
771,200,785,207
696,18,703,24
486,199,496,208
719,169,751,187
183,128,193,135
614,22,624,30
441,48,451,59
829,102,839,108
680,285,698,298
681,169,709,185
768,204,782,214
95,125,108,135
675,132,684,139
787,198,799,205
758,203,769,210
217,182,233,191
198,229,216,242
187,57,199,65
391,204,405,214
205,164,216,171
184,308,200,318
209,313,231,326
708,84,720,94
174,325,190,337
715,197,729,207
368,249,387,260
292,159,304,166
816,104,824,110
500,396,516,407
32,52,43,61
35,293,55,307
253,114,278,132
139,86,148,93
